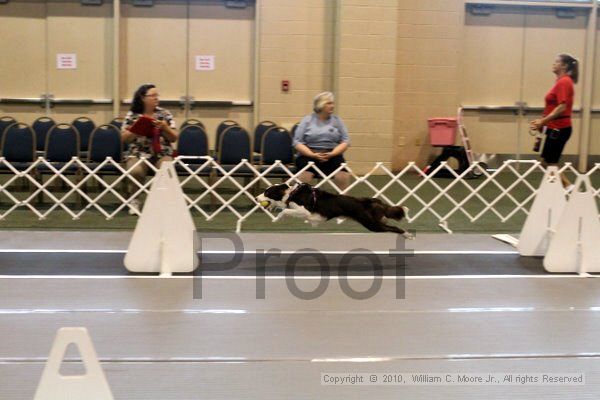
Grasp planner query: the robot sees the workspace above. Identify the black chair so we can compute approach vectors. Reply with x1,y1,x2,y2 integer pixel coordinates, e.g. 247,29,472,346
0,123,36,171
213,125,255,205
109,117,124,131
259,127,296,178
87,124,122,168
178,125,209,157
261,128,294,163
0,116,17,150
37,124,81,204
290,122,300,137
176,125,211,175
253,120,277,155
215,120,239,153
0,123,37,194
81,125,123,197
181,118,206,131
32,117,56,153
290,122,301,158
217,125,253,175
72,117,96,154
218,126,250,163
42,124,80,169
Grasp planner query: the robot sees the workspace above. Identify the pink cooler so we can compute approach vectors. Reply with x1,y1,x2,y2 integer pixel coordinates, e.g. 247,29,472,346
428,118,457,146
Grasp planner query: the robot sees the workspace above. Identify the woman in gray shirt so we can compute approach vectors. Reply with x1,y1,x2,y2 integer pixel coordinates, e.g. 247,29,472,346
293,91,351,190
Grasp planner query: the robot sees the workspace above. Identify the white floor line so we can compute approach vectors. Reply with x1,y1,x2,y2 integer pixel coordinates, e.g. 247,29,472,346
0,275,586,280
1,306,599,315
0,249,519,255
2,352,600,364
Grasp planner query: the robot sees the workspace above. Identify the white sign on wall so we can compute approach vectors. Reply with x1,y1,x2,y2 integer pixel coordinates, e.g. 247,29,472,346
195,55,215,71
57,54,77,70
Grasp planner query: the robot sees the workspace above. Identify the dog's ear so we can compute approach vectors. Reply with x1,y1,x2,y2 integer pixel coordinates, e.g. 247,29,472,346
264,183,288,201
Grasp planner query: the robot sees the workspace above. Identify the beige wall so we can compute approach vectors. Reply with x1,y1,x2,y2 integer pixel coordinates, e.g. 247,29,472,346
122,2,187,100
47,0,113,99
0,0,114,125
257,0,335,129
394,0,462,169
336,0,398,174
188,2,255,145
0,0,46,99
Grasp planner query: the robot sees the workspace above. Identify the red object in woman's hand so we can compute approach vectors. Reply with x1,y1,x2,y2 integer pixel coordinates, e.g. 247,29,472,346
129,116,155,137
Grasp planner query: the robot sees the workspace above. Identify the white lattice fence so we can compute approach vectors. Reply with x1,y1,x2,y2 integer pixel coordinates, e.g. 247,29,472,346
0,156,598,232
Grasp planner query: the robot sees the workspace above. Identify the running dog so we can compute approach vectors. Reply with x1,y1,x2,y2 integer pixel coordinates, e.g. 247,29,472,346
256,183,413,238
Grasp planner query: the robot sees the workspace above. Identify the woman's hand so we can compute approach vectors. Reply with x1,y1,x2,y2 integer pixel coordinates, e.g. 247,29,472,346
530,119,544,131
312,152,329,162
152,119,178,142
121,129,135,143
530,103,566,132
152,119,169,131
319,152,333,162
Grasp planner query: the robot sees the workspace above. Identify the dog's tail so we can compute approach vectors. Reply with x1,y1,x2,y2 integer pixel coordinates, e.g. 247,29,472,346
384,205,409,220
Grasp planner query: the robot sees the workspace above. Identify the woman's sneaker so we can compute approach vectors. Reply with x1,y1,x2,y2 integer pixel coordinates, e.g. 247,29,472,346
128,199,141,215
565,184,575,193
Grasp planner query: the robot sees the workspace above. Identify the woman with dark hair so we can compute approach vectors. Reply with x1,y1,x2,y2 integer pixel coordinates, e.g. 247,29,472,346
121,84,178,213
530,54,578,189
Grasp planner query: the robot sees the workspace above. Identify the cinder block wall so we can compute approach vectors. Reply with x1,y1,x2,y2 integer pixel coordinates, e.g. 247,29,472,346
257,0,336,129
393,0,462,170
336,0,398,174
257,0,463,173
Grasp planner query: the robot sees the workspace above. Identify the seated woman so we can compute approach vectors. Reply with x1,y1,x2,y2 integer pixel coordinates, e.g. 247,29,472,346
293,91,351,190
121,84,178,214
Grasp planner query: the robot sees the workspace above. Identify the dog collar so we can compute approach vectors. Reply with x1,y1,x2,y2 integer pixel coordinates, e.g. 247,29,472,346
285,184,303,205
286,183,317,211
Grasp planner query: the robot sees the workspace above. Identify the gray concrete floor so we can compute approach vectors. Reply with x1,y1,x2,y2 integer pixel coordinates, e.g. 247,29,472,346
2,231,599,399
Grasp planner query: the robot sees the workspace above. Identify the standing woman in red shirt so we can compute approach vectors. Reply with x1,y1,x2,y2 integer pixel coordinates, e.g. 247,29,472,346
530,54,578,189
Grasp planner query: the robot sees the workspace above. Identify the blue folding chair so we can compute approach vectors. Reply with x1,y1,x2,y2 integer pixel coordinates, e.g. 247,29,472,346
0,116,17,149
82,124,123,198
259,127,296,182
290,122,300,137
176,125,211,176
87,124,122,169
253,120,277,156
32,116,56,154
181,118,206,131
109,117,124,131
41,123,80,170
38,124,81,203
72,117,96,156
215,120,239,153
260,127,294,163
218,125,251,169
1,123,36,170
213,125,254,207
0,123,37,194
